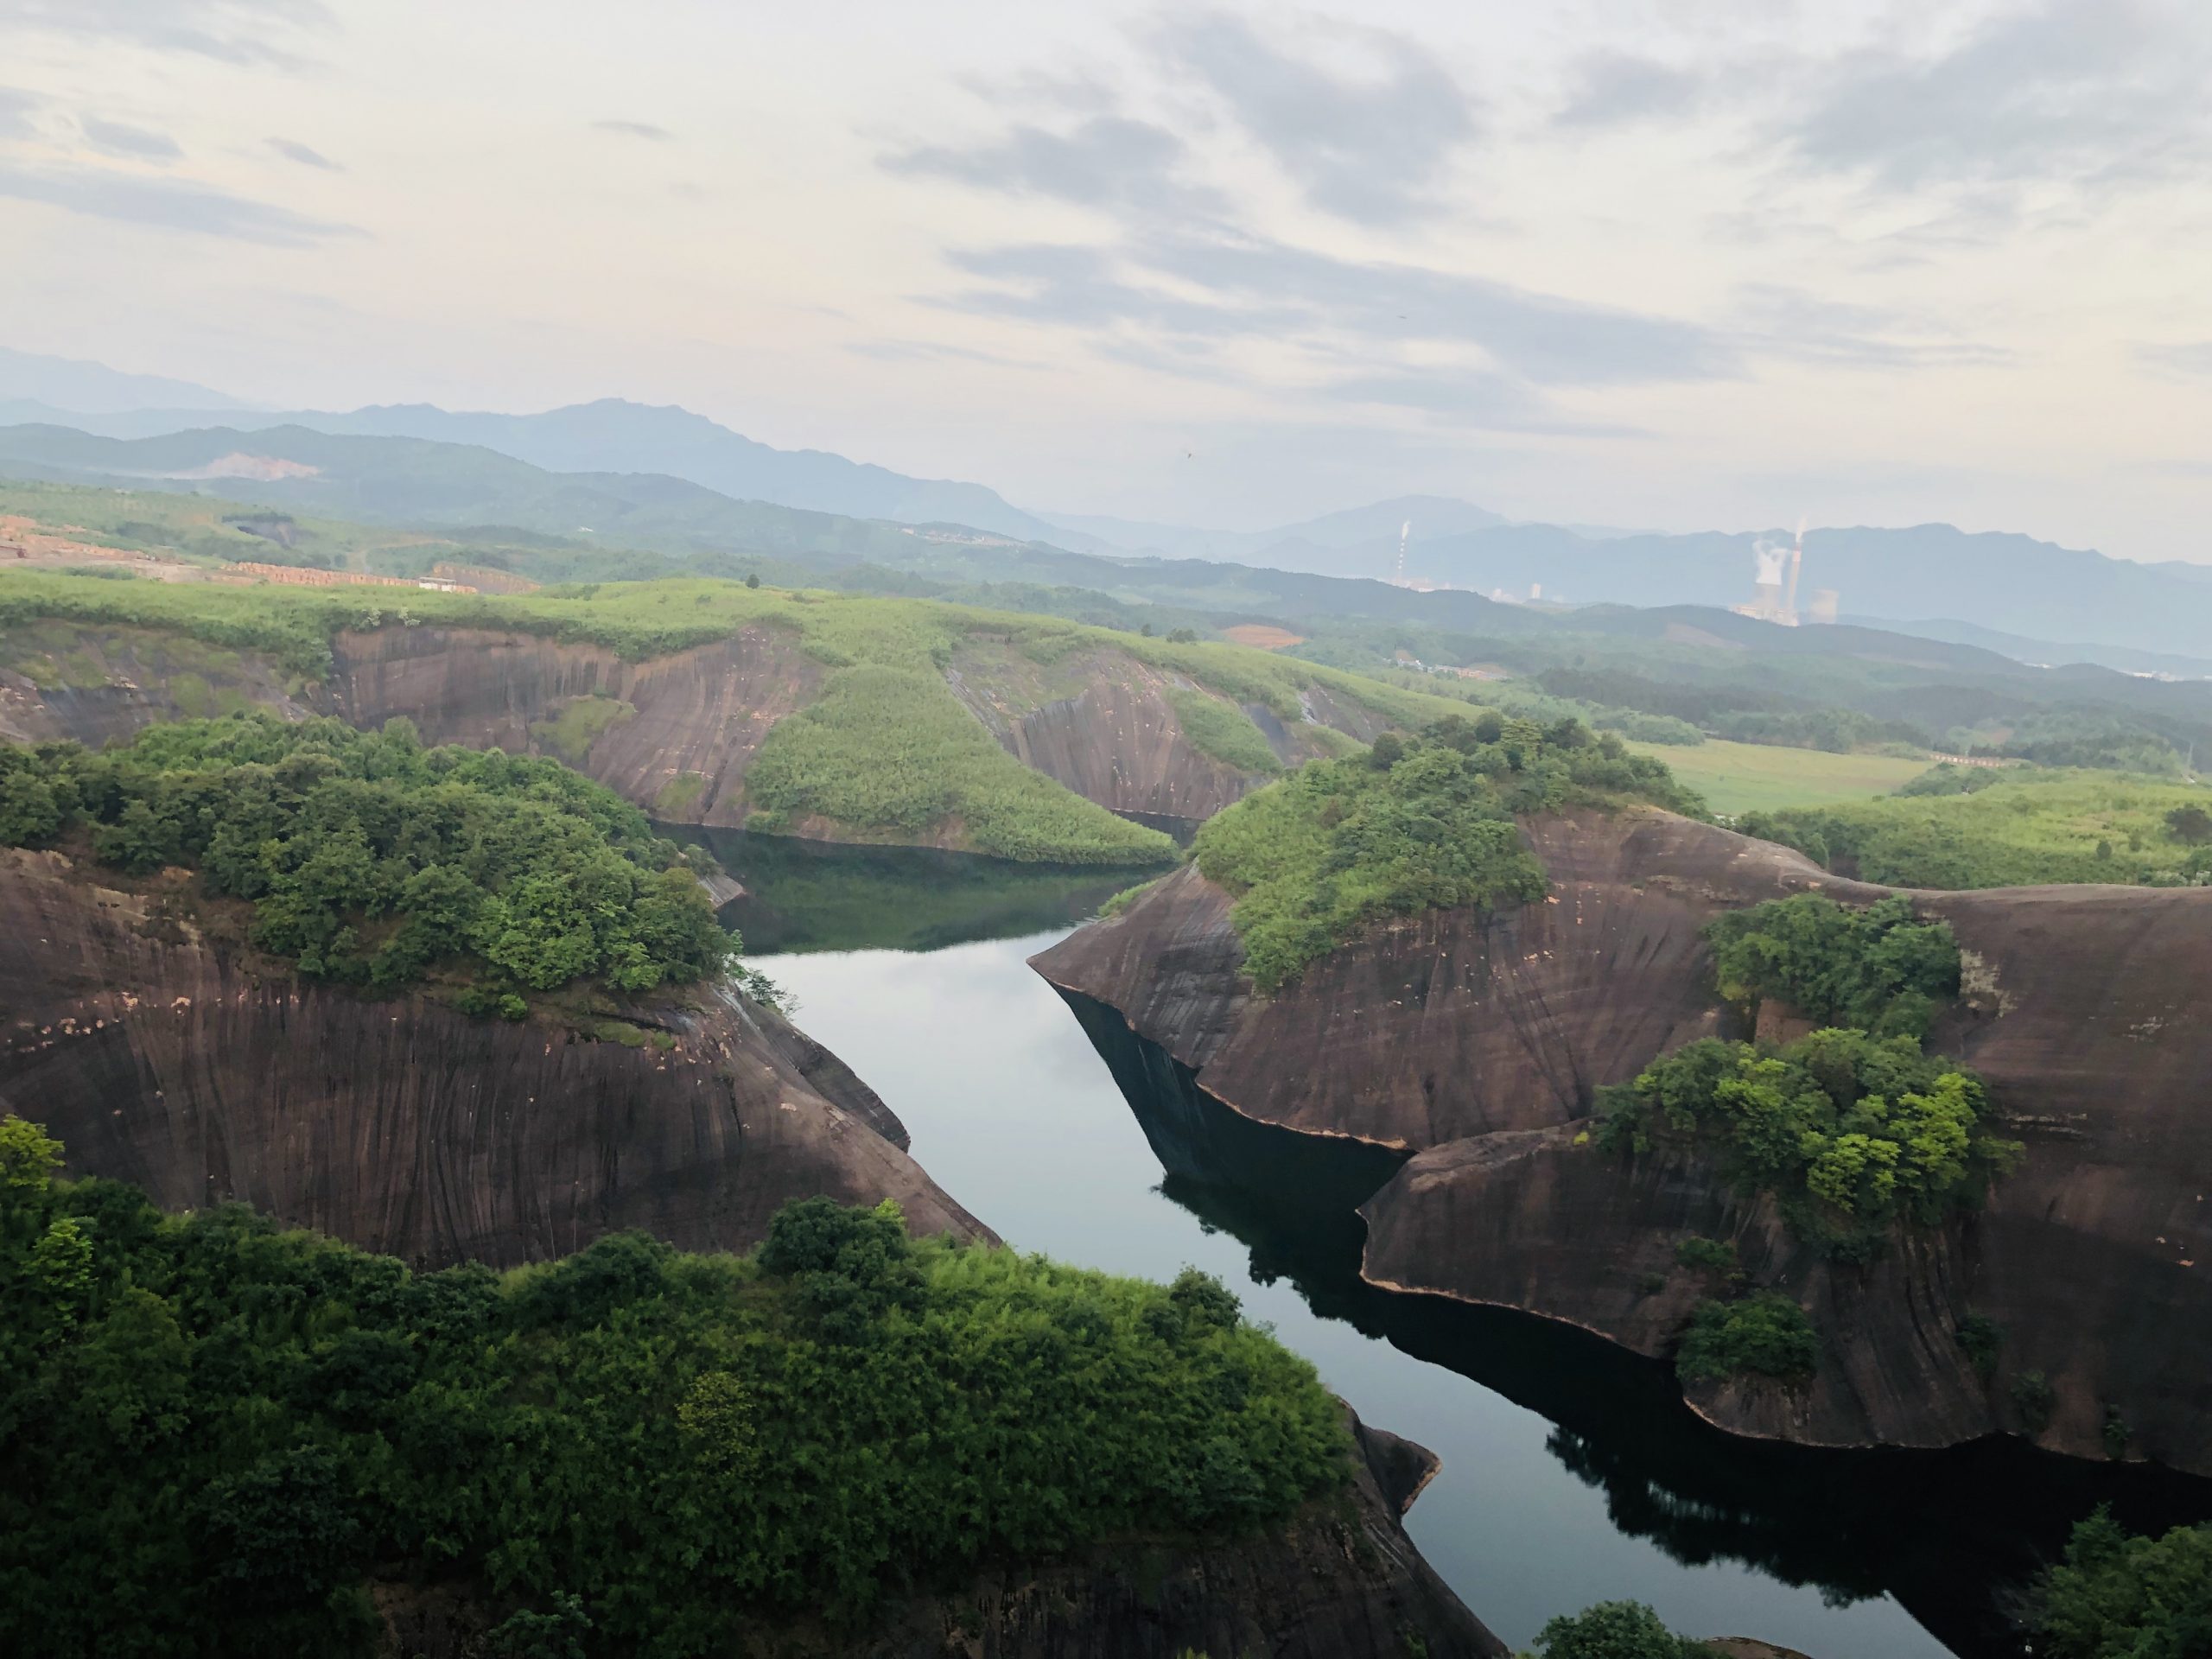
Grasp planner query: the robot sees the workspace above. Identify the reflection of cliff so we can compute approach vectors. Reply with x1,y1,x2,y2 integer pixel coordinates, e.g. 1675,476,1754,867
0,847,982,1268
1159,1173,2212,1659
677,826,1128,954
1033,806,2212,1474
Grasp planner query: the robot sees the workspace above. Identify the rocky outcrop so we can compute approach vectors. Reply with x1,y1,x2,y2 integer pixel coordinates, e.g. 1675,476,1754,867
1033,807,2212,1474
323,624,822,826
950,642,1364,829
0,847,982,1267
373,1411,1503,1659
0,622,1377,844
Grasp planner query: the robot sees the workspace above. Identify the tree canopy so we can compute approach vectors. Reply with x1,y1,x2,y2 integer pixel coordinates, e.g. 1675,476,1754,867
1192,715,1697,991
0,1125,1351,1658
0,714,734,999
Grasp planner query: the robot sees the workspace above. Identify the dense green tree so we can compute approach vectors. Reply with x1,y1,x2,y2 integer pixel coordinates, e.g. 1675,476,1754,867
1704,893,1961,1037
1521,1599,1713,1657
0,715,740,1007
0,1117,1351,1657
2026,1508,2212,1659
1596,1030,2018,1235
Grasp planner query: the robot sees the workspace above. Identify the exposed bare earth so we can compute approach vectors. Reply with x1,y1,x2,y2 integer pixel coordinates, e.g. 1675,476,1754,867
1033,808,2212,1473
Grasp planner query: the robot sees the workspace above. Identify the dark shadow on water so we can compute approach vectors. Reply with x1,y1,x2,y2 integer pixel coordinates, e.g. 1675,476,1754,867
664,826,1141,954
1162,1173,2212,1659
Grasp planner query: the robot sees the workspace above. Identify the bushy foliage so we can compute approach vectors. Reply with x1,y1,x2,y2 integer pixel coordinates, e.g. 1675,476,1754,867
1192,717,1693,991
0,715,733,995
743,664,1175,865
2025,1509,2212,1659
1596,1030,2021,1236
1675,1294,1819,1384
0,1128,1350,1656
1703,893,1961,1037
1520,1599,1713,1657
1166,686,1282,775
1740,772,2212,889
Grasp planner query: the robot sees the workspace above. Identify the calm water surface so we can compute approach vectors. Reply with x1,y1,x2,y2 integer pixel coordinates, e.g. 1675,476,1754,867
694,834,2208,1659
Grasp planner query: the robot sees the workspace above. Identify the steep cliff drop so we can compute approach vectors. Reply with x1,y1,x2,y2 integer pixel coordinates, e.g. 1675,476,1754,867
377,1410,1503,1659
1032,806,2212,1476
0,620,1382,845
0,842,1507,1659
0,844,983,1266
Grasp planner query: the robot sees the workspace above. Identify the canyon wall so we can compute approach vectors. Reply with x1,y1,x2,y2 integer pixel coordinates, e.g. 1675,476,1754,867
0,846,983,1268
1,621,1379,842
1033,808,2212,1472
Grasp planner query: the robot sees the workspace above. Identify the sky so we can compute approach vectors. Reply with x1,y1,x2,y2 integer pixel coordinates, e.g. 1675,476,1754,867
1,0,2209,557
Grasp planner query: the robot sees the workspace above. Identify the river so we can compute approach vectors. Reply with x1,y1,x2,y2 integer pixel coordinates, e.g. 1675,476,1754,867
692,830,2202,1659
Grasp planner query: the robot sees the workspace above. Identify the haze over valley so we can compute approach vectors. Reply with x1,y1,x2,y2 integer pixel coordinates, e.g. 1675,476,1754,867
3,6,2210,1659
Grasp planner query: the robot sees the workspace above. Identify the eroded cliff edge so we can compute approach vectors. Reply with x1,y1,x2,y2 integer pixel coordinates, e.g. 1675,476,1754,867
378,1411,1503,1659
0,620,1371,843
1032,807,2212,1473
0,846,984,1267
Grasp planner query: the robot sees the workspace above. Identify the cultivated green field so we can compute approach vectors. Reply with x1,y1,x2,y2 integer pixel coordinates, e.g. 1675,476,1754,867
1745,770,2212,888
1626,738,1930,817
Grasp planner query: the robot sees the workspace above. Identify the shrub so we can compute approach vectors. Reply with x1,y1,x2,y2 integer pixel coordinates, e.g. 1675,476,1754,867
1524,1599,1711,1658
1740,772,2212,889
0,715,736,1001
1676,1294,1818,1384
2024,1508,2212,1659
743,664,1175,866
1956,1313,2004,1381
1703,893,1961,1037
1596,1029,2019,1235
1166,686,1281,775
1674,1236,1736,1273
2013,1370,2056,1433
1192,721,1688,991
0,1128,1351,1652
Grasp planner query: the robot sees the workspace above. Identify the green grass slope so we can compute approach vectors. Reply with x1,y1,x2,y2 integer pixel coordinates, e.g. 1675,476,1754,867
0,570,1495,865
1741,768,2212,888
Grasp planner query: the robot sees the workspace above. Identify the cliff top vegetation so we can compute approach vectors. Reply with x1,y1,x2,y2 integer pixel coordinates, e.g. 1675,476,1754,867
0,1119,1351,1658
0,714,737,1005
1704,893,1962,1039
1738,768,2212,889
1597,1029,2020,1249
1190,713,1700,991
0,569,1502,866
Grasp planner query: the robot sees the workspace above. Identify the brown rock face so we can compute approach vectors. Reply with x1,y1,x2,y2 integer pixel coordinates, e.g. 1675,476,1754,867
1,623,1379,844
323,625,822,827
1033,808,2212,1473
372,1412,1503,1659
951,643,1363,829
0,848,982,1267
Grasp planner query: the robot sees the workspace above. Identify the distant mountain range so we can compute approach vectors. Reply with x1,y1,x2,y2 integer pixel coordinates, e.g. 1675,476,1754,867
4,346,2210,669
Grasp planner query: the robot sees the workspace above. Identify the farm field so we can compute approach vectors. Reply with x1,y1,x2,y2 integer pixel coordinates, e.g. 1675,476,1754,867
1625,737,1930,817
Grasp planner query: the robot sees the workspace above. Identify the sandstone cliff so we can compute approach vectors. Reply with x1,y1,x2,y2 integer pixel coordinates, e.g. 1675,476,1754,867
0,846,983,1267
1032,807,2212,1474
0,620,1382,845
374,1411,1503,1659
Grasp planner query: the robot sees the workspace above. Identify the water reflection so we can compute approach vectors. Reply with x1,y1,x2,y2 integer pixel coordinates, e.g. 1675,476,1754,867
710,838,2212,1659
668,825,1134,953
1160,1173,2212,1659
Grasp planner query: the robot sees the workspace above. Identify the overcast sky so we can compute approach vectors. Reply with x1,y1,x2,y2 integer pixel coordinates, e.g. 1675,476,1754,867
2,0,2209,557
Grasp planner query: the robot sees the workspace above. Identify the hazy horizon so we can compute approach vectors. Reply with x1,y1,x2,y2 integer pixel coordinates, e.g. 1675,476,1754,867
2,2,2209,559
